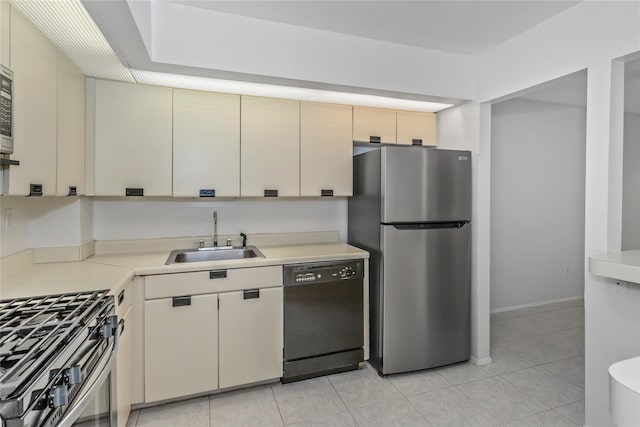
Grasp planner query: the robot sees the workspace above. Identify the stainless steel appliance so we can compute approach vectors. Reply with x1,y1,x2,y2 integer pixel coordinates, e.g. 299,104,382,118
0,291,121,427
0,65,13,155
348,146,471,375
282,260,364,383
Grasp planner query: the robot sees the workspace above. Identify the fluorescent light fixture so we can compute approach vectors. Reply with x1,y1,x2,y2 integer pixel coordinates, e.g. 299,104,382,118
131,69,453,112
10,0,134,83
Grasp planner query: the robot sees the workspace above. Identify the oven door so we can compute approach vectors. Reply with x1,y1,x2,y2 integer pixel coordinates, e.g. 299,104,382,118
57,321,121,427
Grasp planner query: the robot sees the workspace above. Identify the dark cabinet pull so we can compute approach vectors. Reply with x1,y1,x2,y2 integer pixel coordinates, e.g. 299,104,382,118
412,139,423,146
117,290,125,306
209,270,227,279
243,289,260,300
199,189,215,197
264,189,278,197
172,296,191,307
369,136,381,144
321,189,334,197
126,188,144,197
29,184,43,196
68,186,77,196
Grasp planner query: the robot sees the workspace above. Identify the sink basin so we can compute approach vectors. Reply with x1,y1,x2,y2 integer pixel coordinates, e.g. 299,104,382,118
165,246,264,265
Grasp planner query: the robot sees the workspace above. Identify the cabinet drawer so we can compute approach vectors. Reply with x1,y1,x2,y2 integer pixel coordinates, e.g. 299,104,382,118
144,266,282,299
115,280,133,318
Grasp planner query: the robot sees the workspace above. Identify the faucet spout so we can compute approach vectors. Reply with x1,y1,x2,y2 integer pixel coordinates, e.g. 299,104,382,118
213,211,218,247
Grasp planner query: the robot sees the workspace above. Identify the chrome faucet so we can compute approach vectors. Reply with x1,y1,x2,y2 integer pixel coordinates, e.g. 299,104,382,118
213,211,218,247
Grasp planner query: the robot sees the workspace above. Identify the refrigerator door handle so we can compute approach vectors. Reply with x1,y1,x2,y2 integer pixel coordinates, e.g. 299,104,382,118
385,221,469,230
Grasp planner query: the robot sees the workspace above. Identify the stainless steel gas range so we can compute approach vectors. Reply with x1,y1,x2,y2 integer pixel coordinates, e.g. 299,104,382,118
0,291,121,427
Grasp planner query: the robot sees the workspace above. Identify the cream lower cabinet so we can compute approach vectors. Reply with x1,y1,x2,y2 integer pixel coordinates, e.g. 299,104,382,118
218,287,283,388
144,294,218,402
116,306,133,427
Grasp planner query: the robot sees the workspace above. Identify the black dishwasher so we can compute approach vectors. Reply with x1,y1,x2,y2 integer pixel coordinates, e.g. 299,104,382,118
282,259,364,383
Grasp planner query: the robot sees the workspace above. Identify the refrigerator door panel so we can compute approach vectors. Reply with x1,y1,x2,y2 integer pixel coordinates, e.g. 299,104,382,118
381,223,471,374
381,147,471,223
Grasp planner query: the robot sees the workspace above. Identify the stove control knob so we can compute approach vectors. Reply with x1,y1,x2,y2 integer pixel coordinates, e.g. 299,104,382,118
49,386,68,408
65,366,82,385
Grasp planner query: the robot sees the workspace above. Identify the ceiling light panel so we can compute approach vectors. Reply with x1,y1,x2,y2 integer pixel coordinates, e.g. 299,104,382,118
10,0,134,82
131,69,452,112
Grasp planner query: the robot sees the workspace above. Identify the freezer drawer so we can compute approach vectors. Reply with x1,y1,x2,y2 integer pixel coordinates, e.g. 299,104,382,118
380,223,471,374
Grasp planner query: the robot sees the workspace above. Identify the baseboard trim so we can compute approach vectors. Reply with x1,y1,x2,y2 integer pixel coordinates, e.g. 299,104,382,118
33,241,96,264
491,295,584,314
470,355,493,366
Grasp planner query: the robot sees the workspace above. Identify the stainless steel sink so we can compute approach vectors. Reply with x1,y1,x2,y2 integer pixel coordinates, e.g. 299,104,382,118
165,246,264,265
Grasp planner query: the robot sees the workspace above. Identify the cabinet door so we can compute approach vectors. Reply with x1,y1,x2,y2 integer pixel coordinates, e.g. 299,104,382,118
56,52,85,196
241,96,299,197
219,287,283,388
300,102,353,197
396,111,436,146
144,294,218,402
116,306,133,427
8,8,57,196
94,80,172,196
173,90,240,197
353,106,396,144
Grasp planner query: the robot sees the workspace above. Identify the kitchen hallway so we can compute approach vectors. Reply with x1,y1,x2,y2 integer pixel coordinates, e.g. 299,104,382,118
126,299,585,427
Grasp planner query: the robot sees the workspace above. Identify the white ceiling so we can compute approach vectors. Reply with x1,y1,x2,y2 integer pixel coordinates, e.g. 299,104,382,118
166,0,581,55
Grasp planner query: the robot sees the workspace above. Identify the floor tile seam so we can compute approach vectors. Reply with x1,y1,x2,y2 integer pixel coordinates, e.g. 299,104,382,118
507,406,579,425
495,372,569,411
268,383,287,426
351,396,433,427
538,358,586,384
525,353,585,370
402,394,437,427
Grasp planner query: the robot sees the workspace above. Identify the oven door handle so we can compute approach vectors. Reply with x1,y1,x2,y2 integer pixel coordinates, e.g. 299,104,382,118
57,322,121,427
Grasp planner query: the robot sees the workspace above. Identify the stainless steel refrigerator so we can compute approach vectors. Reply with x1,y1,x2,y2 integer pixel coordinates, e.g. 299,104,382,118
348,146,471,375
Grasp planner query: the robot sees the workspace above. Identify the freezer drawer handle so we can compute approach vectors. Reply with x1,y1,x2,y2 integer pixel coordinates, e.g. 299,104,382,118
243,289,260,300
369,136,381,144
172,296,191,307
209,269,227,279
412,139,423,146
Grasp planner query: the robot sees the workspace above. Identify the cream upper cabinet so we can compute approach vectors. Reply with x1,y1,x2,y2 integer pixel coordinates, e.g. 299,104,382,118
300,102,353,197
396,111,437,146
353,106,396,144
144,293,218,403
92,80,172,196
173,89,240,197
218,287,283,388
8,8,57,196
241,96,299,197
56,52,85,196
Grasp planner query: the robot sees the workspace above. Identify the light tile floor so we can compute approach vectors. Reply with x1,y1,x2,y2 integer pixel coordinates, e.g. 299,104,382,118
127,299,584,427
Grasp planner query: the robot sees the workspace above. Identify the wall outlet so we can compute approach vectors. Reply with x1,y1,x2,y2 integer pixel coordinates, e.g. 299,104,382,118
611,281,628,296
3,208,12,231
563,265,569,276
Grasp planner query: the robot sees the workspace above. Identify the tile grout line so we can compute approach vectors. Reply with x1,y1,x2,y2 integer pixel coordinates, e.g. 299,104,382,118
268,383,286,426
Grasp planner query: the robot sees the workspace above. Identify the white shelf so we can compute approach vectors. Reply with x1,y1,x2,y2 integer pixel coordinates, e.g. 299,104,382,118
589,250,640,284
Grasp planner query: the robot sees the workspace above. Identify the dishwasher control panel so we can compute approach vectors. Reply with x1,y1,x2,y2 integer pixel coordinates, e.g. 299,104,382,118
284,260,364,285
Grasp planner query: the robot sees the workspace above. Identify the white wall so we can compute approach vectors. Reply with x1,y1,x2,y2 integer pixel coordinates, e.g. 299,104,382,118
490,99,585,310
475,2,640,424
93,199,348,242
622,114,640,250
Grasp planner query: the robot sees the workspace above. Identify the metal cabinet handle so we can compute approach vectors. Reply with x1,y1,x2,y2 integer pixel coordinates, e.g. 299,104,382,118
369,136,381,143
264,189,278,197
117,289,125,306
172,296,191,307
412,139,423,146
321,189,334,197
125,187,144,197
243,289,260,300
209,270,227,279
29,184,43,196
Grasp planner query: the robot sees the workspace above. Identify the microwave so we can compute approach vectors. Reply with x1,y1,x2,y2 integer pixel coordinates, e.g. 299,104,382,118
1,65,13,155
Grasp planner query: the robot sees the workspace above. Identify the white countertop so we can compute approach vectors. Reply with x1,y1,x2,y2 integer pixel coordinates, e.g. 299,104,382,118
589,250,640,284
0,261,134,300
610,356,640,395
0,243,369,299
87,243,369,276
